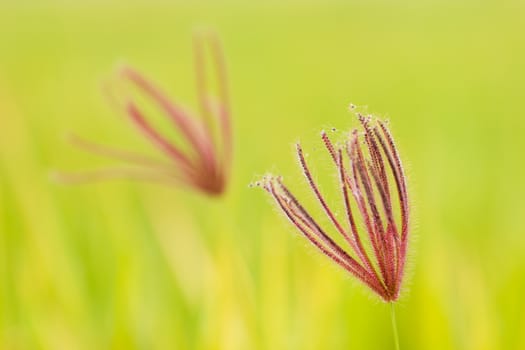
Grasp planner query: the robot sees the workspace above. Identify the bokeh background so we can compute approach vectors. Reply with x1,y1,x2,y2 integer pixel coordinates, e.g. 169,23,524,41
1,1,525,349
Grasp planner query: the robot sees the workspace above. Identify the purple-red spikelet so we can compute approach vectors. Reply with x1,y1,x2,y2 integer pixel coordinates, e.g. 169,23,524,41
259,114,410,302
57,32,232,196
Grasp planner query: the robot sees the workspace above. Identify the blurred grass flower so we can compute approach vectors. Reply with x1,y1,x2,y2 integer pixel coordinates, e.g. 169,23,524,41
56,31,232,196
258,111,410,301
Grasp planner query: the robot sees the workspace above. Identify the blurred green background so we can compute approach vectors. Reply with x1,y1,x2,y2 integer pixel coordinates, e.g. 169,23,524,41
1,1,525,349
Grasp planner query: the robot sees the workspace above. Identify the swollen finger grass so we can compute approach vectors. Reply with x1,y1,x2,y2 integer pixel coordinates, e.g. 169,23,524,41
55,31,232,196
257,108,411,346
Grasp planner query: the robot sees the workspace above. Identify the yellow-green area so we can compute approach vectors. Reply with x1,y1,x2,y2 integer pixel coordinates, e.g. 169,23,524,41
1,1,525,349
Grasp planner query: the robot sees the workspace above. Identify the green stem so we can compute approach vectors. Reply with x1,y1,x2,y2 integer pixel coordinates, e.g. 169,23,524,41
390,303,401,350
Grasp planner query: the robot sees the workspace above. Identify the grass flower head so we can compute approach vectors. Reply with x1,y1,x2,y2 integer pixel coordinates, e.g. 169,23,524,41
56,31,232,196
258,112,410,302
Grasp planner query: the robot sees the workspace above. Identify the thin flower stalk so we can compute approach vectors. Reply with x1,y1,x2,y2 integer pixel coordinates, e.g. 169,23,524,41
259,113,410,302
56,32,232,196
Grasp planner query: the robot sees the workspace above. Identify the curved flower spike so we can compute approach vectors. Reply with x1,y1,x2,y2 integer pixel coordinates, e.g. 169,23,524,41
56,32,232,196
258,114,410,302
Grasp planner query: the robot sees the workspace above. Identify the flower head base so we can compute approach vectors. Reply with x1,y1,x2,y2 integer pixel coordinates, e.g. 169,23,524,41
259,114,409,302
56,31,232,196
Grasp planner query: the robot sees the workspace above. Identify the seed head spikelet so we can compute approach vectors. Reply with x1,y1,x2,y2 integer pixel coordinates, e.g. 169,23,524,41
258,110,410,302
55,31,232,196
